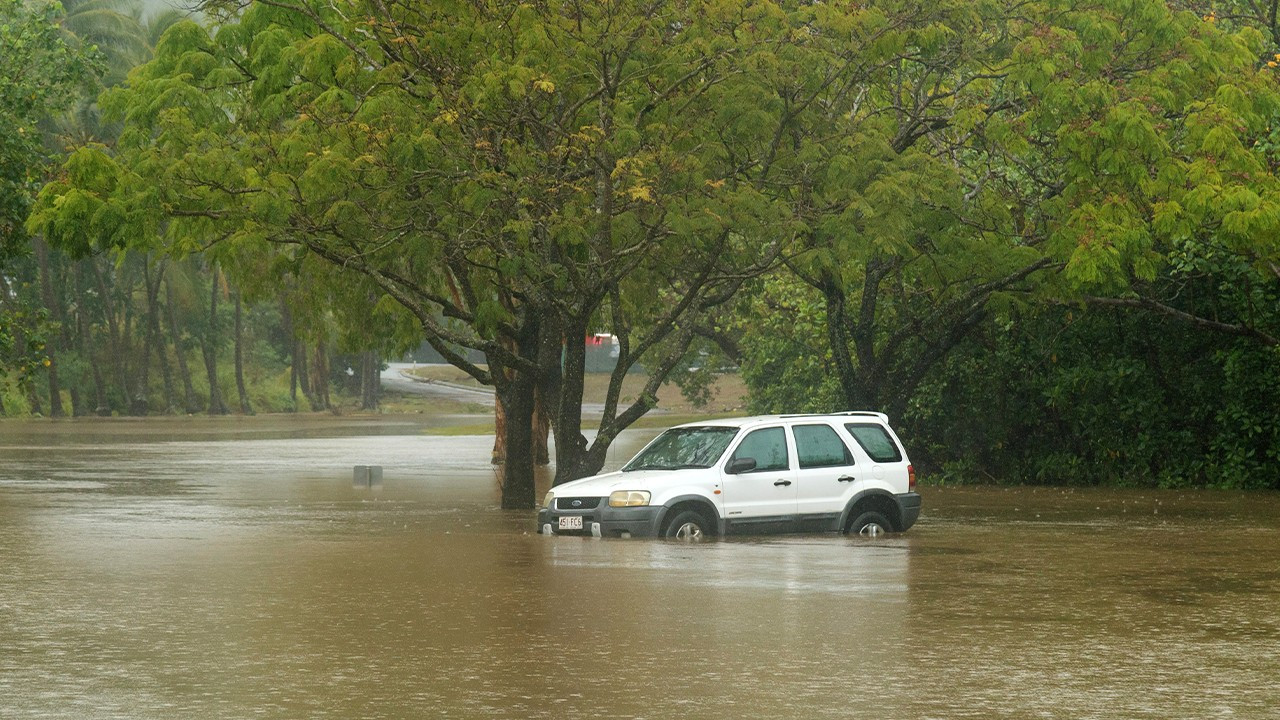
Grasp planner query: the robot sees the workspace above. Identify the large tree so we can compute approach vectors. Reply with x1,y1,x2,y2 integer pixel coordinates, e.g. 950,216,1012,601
739,0,1280,421
31,1,812,506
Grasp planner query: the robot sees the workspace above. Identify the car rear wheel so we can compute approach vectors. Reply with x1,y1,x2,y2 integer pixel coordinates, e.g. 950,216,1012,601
847,510,893,537
664,510,711,541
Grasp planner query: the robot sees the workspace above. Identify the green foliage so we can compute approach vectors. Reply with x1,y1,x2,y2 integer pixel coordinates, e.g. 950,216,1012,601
736,275,844,414
1000,0,1280,294
0,278,50,390
909,301,1280,490
736,0,1280,489
0,0,96,263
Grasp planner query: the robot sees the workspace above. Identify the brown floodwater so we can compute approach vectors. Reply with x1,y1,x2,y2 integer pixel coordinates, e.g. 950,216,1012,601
1,415,1277,719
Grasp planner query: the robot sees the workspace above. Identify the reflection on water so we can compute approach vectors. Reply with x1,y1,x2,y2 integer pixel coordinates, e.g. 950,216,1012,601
1,417,1278,718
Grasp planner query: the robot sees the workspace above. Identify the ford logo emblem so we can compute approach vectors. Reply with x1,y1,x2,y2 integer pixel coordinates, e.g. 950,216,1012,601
571,500,582,508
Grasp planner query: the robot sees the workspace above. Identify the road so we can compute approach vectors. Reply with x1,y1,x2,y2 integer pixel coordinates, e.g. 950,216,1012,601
380,362,496,407
381,362,618,415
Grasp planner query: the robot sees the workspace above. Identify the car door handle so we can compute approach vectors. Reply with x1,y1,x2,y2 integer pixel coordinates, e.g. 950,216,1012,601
837,476,855,482
773,480,792,487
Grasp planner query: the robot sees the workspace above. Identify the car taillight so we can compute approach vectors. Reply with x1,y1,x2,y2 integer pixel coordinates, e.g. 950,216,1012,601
908,464,916,492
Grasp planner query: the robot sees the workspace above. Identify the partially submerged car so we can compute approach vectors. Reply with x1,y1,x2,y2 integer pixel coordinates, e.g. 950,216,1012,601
538,412,920,540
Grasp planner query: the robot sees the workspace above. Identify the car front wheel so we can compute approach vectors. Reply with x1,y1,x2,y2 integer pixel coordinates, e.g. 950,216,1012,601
664,510,711,541
847,510,893,537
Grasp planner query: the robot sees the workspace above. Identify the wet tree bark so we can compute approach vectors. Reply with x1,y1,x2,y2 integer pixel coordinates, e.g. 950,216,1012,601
55,256,83,416
359,350,379,410
33,237,64,417
495,371,537,510
119,267,147,414
93,258,130,412
144,259,177,413
310,341,330,410
297,340,315,408
131,263,153,416
0,274,16,415
491,390,551,465
281,297,299,410
234,290,253,414
75,262,109,414
164,270,199,413
25,381,43,416
202,266,228,415
543,316,590,482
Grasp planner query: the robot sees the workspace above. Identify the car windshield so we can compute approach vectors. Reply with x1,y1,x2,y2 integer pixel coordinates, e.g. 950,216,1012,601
623,426,739,471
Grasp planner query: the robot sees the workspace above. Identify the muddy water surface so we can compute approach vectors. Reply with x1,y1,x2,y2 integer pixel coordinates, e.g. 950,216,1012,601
1,416,1277,719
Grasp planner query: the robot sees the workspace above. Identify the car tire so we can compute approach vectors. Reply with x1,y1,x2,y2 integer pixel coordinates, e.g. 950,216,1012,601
664,510,711,541
847,510,894,537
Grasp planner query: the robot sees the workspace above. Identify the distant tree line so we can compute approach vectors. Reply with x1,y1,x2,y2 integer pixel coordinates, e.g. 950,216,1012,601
1,0,394,417
9,0,1280,501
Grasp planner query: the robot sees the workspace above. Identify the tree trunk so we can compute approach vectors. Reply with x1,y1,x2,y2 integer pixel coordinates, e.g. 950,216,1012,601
496,371,537,509
532,388,550,465
310,342,329,410
75,262,109,415
93,258,130,411
549,317,591,484
234,290,253,414
55,253,84,416
164,270,199,413
33,237,64,418
491,394,552,465
121,267,147,415
360,350,379,410
297,340,314,407
26,381,43,416
492,332,552,466
492,390,507,464
281,297,298,410
819,272,874,410
0,276,9,415
145,259,177,413
203,266,228,415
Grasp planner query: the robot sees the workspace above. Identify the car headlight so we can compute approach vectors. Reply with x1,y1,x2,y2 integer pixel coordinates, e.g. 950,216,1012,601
542,491,556,508
609,490,651,507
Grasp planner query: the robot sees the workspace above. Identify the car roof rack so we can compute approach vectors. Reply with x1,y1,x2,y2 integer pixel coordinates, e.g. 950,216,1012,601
777,411,890,423
838,411,888,421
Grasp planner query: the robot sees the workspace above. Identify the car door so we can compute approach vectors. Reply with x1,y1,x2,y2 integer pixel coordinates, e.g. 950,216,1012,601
791,422,860,531
719,426,797,532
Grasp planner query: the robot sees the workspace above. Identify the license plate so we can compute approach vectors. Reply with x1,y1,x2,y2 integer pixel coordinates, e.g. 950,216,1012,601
558,516,583,530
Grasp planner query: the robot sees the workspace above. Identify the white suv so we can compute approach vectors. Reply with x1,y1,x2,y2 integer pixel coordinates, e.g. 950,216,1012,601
538,412,921,540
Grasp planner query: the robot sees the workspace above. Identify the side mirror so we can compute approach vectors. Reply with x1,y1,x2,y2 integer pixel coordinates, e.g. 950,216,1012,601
726,457,757,474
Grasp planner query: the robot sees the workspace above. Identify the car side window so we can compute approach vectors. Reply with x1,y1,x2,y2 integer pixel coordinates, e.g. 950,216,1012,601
844,423,903,463
729,427,789,472
793,424,854,469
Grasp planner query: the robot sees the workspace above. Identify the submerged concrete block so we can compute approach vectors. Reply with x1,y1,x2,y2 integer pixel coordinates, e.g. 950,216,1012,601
353,465,383,487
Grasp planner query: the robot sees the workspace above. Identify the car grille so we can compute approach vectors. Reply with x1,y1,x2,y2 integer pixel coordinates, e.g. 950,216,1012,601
555,497,601,511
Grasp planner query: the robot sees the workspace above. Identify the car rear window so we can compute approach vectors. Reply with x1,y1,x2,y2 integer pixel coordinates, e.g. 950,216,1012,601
844,423,902,463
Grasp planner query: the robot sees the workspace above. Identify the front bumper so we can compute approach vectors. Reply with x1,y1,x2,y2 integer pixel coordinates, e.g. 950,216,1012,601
537,503,664,538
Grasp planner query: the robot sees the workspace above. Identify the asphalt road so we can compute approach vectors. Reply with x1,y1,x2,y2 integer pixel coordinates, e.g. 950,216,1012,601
381,362,619,415
380,362,496,407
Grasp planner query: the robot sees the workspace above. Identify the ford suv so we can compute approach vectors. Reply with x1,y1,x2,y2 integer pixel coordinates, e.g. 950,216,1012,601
537,412,921,540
